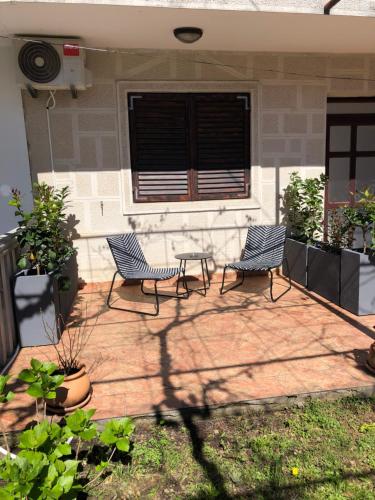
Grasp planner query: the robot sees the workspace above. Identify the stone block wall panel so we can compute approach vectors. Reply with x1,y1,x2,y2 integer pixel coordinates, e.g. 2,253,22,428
21,49,375,282
283,114,308,134
262,85,298,109
262,113,280,134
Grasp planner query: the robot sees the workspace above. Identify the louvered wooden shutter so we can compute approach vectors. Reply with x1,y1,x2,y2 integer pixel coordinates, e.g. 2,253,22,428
192,93,250,200
128,93,190,202
128,92,250,202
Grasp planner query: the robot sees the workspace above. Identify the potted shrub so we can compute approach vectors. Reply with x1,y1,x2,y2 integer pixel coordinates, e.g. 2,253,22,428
43,311,96,414
0,364,134,497
282,172,326,286
307,208,345,305
9,183,77,347
340,189,375,315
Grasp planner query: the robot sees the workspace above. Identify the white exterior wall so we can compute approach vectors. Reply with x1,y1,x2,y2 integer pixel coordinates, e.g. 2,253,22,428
22,50,375,282
0,40,32,234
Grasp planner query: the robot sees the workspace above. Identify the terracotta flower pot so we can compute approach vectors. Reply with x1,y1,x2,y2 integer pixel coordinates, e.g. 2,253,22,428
366,343,375,374
47,364,92,414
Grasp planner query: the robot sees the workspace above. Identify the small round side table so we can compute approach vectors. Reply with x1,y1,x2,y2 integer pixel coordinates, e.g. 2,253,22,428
175,252,212,296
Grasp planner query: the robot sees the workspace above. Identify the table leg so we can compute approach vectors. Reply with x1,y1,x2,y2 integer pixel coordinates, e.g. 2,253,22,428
183,260,188,292
176,259,182,295
200,259,207,296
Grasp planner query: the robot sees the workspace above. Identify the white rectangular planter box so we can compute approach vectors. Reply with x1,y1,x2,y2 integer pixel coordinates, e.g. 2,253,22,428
341,249,375,316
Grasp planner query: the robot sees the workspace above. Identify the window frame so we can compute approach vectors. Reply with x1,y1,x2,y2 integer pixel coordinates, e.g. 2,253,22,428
326,112,375,210
128,91,251,203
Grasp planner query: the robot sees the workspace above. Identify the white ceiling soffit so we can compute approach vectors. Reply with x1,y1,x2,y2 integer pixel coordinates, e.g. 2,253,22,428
0,0,326,15
1,3,375,53
1,1,375,17
1,0,375,17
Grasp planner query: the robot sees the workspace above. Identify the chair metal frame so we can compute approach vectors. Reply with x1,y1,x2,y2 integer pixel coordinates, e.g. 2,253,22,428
220,258,292,302
107,268,189,316
219,226,292,302
106,233,189,316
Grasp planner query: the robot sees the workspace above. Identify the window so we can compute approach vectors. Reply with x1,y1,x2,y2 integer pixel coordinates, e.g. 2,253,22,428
128,92,250,202
326,99,375,209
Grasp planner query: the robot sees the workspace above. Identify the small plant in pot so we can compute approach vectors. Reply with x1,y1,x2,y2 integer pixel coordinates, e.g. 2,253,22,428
341,188,375,316
43,311,97,414
9,182,77,347
282,172,327,286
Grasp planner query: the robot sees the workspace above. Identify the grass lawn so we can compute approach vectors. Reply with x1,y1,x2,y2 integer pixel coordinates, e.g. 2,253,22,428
86,397,375,499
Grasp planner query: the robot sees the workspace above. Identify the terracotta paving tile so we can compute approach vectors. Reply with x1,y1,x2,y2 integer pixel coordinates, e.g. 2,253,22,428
2,276,375,430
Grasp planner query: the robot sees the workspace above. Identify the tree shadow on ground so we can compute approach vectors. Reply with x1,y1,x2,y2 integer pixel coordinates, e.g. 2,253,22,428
5,272,374,492
133,277,375,499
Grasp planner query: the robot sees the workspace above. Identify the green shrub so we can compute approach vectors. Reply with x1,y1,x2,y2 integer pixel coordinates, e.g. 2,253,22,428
9,182,75,275
283,172,327,243
0,359,135,498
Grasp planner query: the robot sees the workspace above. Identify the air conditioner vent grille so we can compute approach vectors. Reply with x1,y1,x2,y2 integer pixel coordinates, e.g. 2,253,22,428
18,41,61,84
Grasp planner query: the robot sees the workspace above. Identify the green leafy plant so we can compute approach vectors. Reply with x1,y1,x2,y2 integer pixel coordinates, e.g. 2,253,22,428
81,417,136,489
0,419,78,498
9,182,75,275
0,422,80,499
99,417,135,453
282,172,305,240
18,359,64,420
0,361,135,498
301,174,327,243
283,172,327,243
65,408,97,459
0,375,14,454
357,187,375,253
18,420,71,456
0,375,14,405
326,208,348,252
0,411,135,496
340,188,375,253
342,206,361,249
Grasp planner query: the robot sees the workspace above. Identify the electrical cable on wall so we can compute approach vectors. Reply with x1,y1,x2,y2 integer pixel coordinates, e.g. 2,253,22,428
1,33,375,84
46,90,57,188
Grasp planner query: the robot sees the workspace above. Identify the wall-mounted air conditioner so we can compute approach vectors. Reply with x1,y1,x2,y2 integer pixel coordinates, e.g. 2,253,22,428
14,36,92,92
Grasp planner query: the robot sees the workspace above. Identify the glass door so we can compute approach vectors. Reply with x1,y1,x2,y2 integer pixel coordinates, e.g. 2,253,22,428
326,114,375,209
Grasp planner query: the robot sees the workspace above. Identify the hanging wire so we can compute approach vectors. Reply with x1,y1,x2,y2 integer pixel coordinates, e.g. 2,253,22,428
45,90,57,186
46,89,56,110
1,33,375,83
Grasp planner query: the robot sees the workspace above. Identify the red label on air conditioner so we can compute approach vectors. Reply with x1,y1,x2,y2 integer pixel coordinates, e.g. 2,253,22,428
63,44,80,56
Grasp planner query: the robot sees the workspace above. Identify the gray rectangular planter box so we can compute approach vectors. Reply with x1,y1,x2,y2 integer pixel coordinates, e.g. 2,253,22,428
340,249,375,316
12,255,78,347
307,246,341,305
282,238,308,286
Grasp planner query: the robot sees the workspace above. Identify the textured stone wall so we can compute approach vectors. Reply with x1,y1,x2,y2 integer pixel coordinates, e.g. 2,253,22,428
22,50,375,282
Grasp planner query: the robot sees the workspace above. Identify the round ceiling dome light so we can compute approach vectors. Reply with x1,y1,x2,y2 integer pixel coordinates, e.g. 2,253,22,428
173,27,203,44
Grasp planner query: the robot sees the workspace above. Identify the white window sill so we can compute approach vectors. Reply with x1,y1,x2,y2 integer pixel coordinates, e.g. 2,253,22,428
123,200,260,216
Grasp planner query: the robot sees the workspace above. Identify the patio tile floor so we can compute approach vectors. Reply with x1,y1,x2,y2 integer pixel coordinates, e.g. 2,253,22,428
2,274,375,430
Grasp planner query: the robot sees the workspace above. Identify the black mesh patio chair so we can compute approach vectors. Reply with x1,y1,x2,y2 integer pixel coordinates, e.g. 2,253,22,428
107,233,188,316
220,225,291,302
